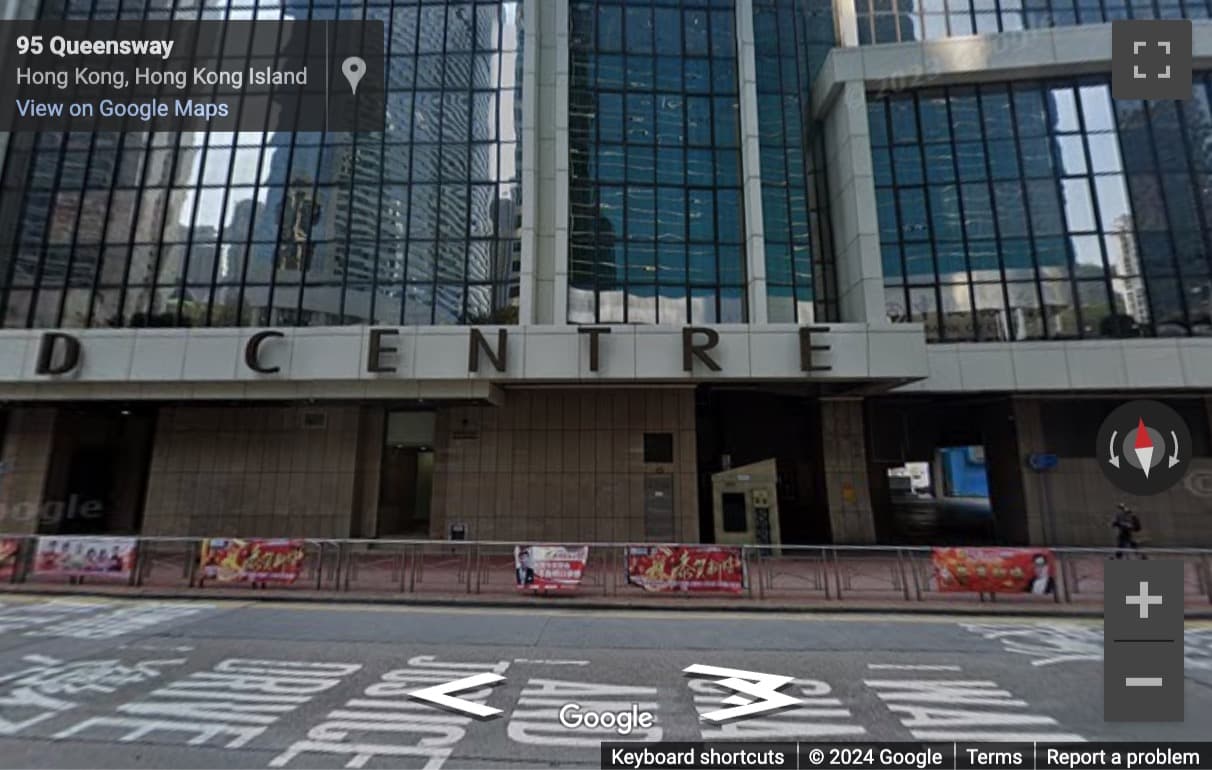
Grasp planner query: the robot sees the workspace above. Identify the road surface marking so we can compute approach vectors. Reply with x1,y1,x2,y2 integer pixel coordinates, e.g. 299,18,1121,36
53,658,360,748
409,673,506,719
864,678,1085,742
512,658,590,665
867,664,963,671
691,677,865,739
25,602,210,639
0,600,102,635
963,623,1212,671
271,655,511,770
0,653,184,736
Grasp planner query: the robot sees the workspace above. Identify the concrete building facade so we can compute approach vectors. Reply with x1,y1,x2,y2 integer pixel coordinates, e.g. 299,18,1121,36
1,0,1210,547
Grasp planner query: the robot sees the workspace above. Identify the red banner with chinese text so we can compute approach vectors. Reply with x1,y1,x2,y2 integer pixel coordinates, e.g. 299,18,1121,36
514,545,588,591
625,545,746,593
932,547,1057,595
201,538,305,584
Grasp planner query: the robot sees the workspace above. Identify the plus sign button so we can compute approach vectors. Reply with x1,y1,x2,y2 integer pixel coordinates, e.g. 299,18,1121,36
1104,560,1185,722
1112,20,1193,100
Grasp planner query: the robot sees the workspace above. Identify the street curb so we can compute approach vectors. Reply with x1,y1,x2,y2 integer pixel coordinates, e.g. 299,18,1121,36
4,585,1210,619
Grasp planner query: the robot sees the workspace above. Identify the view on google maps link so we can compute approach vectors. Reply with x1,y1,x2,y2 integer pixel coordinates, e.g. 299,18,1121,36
0,3,1210,770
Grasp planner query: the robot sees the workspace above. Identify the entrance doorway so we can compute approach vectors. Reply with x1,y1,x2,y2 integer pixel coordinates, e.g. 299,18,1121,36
695,389,831,545
376,412,435,538
40,407,156,535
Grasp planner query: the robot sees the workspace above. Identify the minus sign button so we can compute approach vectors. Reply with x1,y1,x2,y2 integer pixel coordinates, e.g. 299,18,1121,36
1124,677,1164,687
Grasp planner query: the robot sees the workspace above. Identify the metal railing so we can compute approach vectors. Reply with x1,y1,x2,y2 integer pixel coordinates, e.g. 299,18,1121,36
2,535,1210,606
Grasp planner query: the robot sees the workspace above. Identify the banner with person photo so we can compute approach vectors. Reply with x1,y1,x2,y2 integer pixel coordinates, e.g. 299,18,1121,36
0,538,21,580
33,537,137,579
932,547,1057,595
200,538,306,584
514,545,589,591
625,545,746,593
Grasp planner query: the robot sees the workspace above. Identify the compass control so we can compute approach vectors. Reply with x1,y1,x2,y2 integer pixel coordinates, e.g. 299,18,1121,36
1096,400,1192,496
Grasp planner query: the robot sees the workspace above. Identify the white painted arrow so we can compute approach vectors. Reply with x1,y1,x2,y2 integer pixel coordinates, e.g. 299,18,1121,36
408,672,506,719
684,664,802,722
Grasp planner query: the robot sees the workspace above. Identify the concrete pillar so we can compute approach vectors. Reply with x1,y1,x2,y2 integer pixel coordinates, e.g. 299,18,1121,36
820,398,877,544
834,0,860,47
352,406,385,539
735,0,768,324
1012,397,1048,545
0,408,58,535
520,0,567,325
822,81,884,322
518,0,540,323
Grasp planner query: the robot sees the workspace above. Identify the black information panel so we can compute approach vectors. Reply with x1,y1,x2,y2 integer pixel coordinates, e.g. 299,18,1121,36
601,743,1212,770
0,20,384,132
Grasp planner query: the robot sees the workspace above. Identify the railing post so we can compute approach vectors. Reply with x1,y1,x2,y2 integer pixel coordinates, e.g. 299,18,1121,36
821,548,831,600
895,548,910,601
135,539,147,587
474,544,483,594
744,547,755,599
1203,554,1212,604
832,549,843,601
610,546,620,596
315,541,324,590
186,540,199,588
128,540,141,587
756,547,767,600
1056,551,1070,604
404,545,414,594
466,545,476,594
19,536,35,584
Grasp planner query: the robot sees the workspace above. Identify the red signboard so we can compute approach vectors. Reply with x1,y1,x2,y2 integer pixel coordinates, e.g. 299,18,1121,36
932,547,1057,595
201,538,306,584
625,545,746,593
514,545,588,592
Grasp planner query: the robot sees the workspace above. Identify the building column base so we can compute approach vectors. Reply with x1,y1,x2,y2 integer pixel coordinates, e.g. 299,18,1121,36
821,399,877,544
0,407,57,534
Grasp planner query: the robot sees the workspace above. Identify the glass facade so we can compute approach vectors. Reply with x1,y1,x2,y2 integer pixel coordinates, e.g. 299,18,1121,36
0,0,523,329
854,0,1212,44
754,0,835,323
567,0,747,324
873,75,1212,341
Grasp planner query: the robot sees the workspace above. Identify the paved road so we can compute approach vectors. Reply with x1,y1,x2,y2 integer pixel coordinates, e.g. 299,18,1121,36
0,595,1208,769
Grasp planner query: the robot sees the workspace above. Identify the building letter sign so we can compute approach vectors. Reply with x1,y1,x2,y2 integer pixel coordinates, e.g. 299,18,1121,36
244,331,285,374
577,327,611,372
34,333,81,376
468,329,508,373
682,327,722,372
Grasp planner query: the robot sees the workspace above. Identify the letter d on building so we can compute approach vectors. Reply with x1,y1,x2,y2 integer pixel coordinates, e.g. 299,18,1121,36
35,332,81,375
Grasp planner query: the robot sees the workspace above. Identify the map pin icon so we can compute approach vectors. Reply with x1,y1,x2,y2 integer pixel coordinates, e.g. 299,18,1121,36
341,56,366,95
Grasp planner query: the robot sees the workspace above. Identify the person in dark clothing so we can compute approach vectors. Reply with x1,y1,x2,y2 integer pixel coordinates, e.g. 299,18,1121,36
1112,503,1142,559
515,549,535,586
